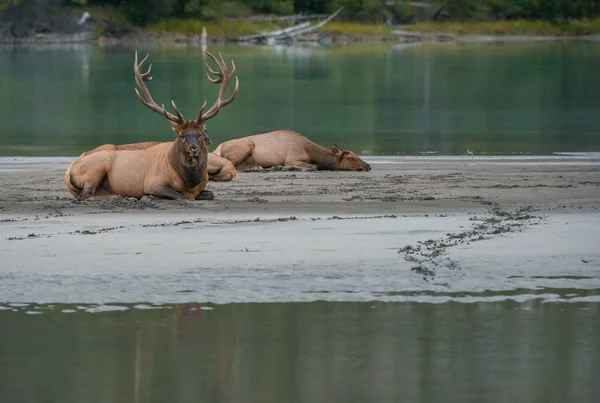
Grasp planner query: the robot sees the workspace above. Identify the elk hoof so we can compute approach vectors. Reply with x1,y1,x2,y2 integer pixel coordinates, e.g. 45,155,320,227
195,190,214,200
77,191,95,201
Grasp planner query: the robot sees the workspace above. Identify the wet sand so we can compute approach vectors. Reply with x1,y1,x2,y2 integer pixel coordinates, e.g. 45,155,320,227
1,155,599,304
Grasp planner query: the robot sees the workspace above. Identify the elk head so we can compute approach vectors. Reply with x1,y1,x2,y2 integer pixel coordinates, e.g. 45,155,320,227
331,144,371,171
133,50,239,164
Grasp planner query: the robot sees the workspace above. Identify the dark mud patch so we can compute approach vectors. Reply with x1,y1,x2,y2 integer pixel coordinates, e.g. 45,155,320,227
69,226,126,235
6,225,126,240
219,214,400,225
6,233,52,241
141,220,201,228
410,265,436,278
399,206,544,280
44,209,70,218
222,216,299,225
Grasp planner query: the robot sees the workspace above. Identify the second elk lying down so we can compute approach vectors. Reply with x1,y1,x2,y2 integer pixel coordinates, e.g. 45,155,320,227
64,50,239,201
213,130,371,172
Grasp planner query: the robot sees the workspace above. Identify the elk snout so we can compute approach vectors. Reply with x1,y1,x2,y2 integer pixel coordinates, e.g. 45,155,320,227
366,163,371,171
189,144,200,156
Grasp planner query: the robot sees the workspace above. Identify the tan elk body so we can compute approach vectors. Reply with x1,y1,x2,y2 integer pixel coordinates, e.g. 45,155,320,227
213,130,371,172
65,50,239,200
80,142,237,182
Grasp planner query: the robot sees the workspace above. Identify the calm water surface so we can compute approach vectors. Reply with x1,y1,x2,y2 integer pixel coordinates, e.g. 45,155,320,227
1,42,600,156
1,301,599,403
2,42,600,402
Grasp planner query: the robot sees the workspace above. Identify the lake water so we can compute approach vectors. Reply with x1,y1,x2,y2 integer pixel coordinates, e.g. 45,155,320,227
1,301,599,403
1,42,600,157
2,41,600,402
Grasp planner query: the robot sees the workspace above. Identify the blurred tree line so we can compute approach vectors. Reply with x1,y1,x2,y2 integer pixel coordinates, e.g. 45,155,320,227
2,0,600,26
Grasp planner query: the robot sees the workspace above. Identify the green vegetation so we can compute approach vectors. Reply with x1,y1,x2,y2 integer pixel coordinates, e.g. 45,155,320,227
77,0,600,38
404,18,600,36
315,22,394,37
1,1,599,39
150,19,394,38
149,19,286,37
59,1,600,26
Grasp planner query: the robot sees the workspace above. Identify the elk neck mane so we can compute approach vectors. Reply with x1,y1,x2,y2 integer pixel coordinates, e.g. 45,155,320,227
168,142,205,188
308,143,339,170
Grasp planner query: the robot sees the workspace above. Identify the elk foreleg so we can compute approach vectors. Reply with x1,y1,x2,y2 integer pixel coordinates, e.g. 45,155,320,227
149,185,185,200
76,170,109,201
78,186,98,201
286,162,318,172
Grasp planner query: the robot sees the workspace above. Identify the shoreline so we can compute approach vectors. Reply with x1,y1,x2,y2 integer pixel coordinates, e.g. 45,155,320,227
2,29,600,46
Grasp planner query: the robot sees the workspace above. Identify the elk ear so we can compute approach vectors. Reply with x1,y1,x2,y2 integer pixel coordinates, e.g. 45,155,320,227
331,144,343,155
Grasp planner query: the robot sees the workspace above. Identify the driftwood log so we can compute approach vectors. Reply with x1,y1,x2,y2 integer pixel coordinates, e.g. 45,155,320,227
239,6,343,44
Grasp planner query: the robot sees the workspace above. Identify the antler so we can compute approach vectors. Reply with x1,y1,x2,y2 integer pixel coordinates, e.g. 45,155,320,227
133,51,185,126
196,50,239,124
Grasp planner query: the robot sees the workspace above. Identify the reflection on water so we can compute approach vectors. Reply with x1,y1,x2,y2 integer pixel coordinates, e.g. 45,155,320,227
1,42,600,156
1,301,598,403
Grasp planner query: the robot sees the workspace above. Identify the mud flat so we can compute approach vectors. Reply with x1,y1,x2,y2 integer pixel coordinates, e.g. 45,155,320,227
0,155,599,304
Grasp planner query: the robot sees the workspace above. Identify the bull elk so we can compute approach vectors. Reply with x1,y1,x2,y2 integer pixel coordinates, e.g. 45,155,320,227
213,130,371,172
80,142,237,182
65,50,239,201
